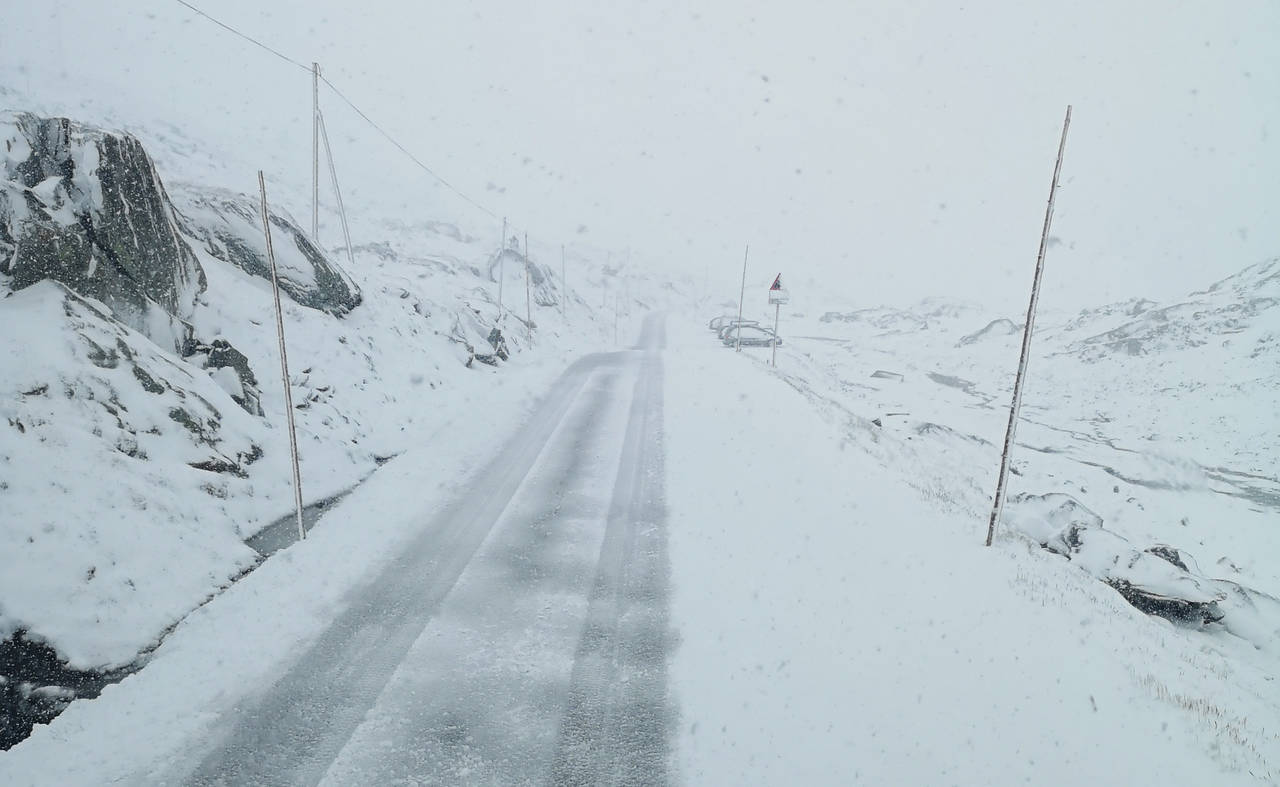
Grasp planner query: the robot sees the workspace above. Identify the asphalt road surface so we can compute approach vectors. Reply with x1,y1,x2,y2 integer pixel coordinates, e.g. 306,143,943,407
180,315,673,786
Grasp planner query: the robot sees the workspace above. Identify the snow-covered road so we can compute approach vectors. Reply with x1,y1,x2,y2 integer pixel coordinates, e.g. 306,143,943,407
172,316,672,785
5,310,1277,786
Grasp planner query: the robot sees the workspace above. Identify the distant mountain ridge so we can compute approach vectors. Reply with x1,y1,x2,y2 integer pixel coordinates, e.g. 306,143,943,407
1066,257,1279,361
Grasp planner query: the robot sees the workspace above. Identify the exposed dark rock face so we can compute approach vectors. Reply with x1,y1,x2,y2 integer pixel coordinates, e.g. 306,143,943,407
0,631,131,751
1,112,205,353
487,327,510,361
190,338,264,416
1008,493,1280,647
15,281,266,476
172,185,361,316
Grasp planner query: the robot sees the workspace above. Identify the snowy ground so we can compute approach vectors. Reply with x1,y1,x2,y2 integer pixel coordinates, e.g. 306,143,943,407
0,318,669,785
4,282,1277,784
665,275,1278,783
2,1,1275,780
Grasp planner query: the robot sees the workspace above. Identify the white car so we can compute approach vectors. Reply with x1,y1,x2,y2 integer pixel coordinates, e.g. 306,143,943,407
715,319,760,340
708,315,758,332
721,325,781,347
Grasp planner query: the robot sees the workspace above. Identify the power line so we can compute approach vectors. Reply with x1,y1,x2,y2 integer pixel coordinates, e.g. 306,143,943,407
319,75,503,225
172,0,515,234
174,0,310,73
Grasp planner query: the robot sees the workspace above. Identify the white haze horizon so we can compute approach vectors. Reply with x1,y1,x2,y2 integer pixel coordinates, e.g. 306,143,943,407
3,0,1276,314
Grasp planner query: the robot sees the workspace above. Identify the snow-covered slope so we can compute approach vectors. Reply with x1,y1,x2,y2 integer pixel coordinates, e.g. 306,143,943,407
769,261,1279,638
0,282,265,669
0,107,672,696
663,312,1280,783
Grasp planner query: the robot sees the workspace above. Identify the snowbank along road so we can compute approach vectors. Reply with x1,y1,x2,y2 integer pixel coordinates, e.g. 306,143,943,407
178,314,672,785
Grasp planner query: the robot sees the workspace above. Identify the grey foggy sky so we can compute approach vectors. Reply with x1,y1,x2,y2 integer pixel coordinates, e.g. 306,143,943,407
4,0,1277,312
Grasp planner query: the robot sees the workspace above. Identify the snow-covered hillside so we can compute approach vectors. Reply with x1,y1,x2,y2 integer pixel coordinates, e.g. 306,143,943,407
763,260,1279,641
0,103,678,749
658,265,1279,781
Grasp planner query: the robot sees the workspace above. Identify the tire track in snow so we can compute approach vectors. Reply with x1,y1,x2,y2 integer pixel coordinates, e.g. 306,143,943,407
549,347,674,785
177,355,613,786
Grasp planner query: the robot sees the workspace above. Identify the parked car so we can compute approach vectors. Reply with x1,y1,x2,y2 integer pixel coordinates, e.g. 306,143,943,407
722,325,781,347
709,315,759,334
715,319,760,340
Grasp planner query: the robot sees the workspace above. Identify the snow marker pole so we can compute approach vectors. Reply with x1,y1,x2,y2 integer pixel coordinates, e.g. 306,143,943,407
772,301,780,366
986,105,1072,547
736,244,749,352
524,232,532,336
561,244,567,317
602,252,610,308
259,172,307,543
498,217,506,317
311,62,320,242
316,108,355,271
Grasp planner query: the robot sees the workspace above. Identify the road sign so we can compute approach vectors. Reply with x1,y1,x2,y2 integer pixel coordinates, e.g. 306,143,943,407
769,273,788,304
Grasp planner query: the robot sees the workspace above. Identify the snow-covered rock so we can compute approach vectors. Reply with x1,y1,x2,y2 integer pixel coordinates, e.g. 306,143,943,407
0,281,266,670
172,186,361,316
0,112,205,353
488,245,563,311
957,317,1020,346
1006,493,1279,652
1004,492,1102,545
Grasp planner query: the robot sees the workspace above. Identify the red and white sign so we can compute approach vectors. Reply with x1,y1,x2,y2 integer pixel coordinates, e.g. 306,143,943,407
768,273,789,304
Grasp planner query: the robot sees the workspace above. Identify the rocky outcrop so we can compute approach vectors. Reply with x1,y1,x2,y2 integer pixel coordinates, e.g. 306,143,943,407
487,246,562,310
1007,492,1280,651
172,185,361,316
0,280,267,667
189,339,264,417
0,112,205,353
1,631,126,751
957,318,1020,346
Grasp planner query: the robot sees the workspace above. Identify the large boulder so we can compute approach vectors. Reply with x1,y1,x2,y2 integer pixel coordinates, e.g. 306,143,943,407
487,246,561,310
0,112,205,353
172,186,361,316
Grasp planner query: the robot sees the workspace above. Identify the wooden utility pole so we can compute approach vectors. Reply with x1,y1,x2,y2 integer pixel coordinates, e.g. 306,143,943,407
986,105,1073,547
735,244,749,352
524,232,532,331
311,62,320,242
498,217,506,316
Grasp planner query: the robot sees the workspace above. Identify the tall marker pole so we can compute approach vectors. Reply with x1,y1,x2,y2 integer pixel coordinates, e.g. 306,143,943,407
772,300,781,366
602,252,610,307
986,105,1073,547
311,62,320,242
735,244,749,352
259,172,306,542
561,244,567,317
